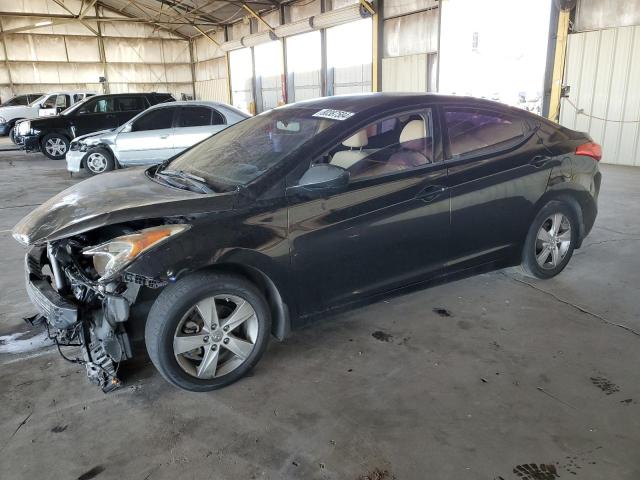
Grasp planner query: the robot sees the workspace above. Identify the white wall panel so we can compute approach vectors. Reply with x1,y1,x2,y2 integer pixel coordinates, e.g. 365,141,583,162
193,33,225,61
5,34,67,61
383,9,438,57
164,64,192,83
257,10,281,32
382,54,427,92
195,57,227,82
560,26,640,166
195,79,229,103
106,63,166,83
289,0,321,22
384,0,437,18
103,37,163,63
101,21,181,39
64,36,101,62
0,0,83,15
162,40,190,63
0,16,97,36
9,62,102,83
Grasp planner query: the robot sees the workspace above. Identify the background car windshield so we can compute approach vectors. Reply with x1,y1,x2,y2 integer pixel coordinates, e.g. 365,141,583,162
168,108,339,187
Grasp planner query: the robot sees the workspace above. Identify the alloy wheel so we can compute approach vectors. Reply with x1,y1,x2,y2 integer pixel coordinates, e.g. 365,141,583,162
535,213,572,270
173,294,259,379
86,152,108,173
45,137,67,157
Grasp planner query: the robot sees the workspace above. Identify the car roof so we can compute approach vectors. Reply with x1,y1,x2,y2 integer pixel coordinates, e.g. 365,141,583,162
280,92,539,119
146,100,250,117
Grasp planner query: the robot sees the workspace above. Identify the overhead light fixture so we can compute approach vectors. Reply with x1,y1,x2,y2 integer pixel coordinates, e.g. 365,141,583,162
274,18,313,38
242,31,277,48
311,4,370,29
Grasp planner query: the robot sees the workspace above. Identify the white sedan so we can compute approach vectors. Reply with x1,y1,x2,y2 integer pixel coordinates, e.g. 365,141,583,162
66,100,249,175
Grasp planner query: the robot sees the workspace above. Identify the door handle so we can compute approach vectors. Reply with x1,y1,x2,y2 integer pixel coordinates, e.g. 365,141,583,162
530,155,551,168
416,185,447,203
159,135,169,139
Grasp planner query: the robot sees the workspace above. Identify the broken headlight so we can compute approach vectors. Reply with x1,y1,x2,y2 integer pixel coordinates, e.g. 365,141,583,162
82,225,189,282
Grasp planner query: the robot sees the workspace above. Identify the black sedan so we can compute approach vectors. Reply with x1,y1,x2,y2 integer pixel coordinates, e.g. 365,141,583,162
13,93,602,392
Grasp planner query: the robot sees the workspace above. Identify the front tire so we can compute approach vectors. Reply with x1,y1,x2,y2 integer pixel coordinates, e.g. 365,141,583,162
84,148,115,175
145,272,271,392
8,126,18,144
41,133,69,160
521,200,578,279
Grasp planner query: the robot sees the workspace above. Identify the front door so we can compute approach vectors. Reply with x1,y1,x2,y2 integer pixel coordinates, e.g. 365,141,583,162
287,109,450,316
442,106,555,271
115,106,177,165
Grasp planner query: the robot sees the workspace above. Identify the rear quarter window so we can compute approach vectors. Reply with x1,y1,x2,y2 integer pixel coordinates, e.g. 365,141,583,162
444,107,532,158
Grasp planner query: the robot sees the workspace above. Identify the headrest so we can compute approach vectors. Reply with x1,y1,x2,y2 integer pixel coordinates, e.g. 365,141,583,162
400,120,425,144
342,129,368,148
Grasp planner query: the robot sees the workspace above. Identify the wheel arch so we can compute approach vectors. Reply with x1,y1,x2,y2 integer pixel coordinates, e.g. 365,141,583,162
80,144,118,169
197,262,291,341
529,189,587,249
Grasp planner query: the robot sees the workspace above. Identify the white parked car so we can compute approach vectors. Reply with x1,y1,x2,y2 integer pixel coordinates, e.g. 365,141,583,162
0,91,95,141
66,101,249,175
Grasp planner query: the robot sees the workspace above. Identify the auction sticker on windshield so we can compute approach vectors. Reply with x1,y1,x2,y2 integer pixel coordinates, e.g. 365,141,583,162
312,109,355,121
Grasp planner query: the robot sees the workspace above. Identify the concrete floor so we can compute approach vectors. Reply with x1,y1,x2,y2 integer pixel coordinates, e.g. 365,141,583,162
0,149,639,480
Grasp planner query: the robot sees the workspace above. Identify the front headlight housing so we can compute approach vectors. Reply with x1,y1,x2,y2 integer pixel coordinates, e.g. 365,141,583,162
17,120,30,136
0,116,6,124
83,225,189,282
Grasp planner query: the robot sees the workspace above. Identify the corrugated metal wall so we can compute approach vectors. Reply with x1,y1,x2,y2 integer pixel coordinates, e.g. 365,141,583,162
381,1,439,93
559,26,640,166
192,32,229,103
0,0,194,102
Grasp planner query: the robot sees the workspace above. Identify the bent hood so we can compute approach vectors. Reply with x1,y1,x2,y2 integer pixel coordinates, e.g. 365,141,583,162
72,129,116,144
13,168,237,245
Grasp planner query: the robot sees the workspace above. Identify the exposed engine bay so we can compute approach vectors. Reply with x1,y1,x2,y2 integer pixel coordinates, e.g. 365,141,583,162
24,224,167,392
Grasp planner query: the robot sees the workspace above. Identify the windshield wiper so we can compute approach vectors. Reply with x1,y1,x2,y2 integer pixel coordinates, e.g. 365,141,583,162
156,169,215,194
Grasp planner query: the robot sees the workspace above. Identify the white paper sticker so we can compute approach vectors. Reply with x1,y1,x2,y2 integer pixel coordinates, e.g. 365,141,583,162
312,109,355,121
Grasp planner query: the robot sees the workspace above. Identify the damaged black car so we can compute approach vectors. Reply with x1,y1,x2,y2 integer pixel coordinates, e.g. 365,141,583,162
13,94,601,392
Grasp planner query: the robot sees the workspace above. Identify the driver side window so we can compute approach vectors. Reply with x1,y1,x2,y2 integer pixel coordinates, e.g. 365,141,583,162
326,110,435,182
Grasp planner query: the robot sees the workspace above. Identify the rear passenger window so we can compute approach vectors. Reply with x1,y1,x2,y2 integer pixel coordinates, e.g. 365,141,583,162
444,108,530,158
132,107,174,131
115,96,145,112
179,107,212,127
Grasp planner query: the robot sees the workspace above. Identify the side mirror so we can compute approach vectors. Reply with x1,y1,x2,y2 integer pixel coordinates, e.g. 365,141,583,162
286,164,349,199
121,124,133,133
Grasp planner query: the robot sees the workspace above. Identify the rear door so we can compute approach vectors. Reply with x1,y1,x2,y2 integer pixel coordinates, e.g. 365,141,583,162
442,105,555,271
113,96,147,126
172,106,226,155
114,106,177,165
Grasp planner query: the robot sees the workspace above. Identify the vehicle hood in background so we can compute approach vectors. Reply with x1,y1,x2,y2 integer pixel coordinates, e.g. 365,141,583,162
72,129,116,144
12,168,237,245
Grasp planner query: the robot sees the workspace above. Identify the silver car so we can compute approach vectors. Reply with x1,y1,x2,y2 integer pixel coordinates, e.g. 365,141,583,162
66,101,249,175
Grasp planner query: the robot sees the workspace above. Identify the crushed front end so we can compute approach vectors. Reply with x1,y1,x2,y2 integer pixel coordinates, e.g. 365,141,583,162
25,240,142,392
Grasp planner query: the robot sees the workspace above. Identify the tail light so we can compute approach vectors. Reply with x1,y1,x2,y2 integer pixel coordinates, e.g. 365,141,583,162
576,142,602,161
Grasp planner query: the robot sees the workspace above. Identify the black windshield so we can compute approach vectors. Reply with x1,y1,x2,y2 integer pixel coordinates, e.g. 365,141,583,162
166,107,341,187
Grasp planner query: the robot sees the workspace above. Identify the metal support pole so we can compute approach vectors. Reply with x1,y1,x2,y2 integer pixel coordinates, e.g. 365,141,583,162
224,26,232,105
372,0,383,92
189,39,197,99
548,8,570,123
95,5,110,94
0,23,14,95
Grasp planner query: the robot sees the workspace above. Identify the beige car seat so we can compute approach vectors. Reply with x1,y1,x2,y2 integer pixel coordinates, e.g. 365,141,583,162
330,130,370,169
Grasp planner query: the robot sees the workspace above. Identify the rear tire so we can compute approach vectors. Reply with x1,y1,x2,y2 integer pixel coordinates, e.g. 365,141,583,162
84,148,115,175
145,271,271,392
521,200,579,279
41,133,69,160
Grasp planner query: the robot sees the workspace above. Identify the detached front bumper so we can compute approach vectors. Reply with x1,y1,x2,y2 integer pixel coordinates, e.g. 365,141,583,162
66,149,85,173
25,247,77,329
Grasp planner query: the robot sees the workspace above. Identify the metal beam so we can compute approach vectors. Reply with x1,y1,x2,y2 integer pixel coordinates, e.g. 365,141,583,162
96,1,191,39
52,0,100,35
242,3,275,34
0,22,14,95
95,4,110,94
548,8,570,123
